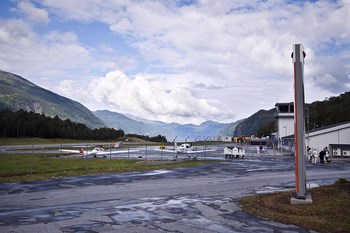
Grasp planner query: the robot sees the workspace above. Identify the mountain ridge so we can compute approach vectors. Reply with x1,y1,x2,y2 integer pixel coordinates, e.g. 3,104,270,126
94,109,230,141
0,70,105,129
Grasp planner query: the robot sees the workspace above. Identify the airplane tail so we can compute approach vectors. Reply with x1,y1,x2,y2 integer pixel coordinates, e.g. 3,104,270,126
79,148,84,158
113,142,121,148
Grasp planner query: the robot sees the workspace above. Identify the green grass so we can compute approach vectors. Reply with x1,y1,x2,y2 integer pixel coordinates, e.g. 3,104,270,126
240,181,350,233
0,153,215,183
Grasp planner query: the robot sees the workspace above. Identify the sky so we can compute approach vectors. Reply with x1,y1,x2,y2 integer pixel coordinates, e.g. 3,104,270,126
0,0,349,125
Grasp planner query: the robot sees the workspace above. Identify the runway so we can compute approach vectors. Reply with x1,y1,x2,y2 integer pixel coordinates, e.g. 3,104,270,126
0,148,349,232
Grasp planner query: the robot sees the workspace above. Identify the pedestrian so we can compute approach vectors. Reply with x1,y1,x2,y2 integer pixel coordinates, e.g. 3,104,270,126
312,149,318,164
319,148,325,164
325,147,331,163
307,146,312,162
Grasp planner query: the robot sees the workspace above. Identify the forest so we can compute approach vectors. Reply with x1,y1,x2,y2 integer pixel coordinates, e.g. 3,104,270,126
125,133,167,143
256,91,350,137
307,92,350,130
0,109,125,140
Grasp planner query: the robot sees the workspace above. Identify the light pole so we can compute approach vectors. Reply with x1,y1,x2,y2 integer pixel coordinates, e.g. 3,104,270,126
291,43,310,203
172,136,177,160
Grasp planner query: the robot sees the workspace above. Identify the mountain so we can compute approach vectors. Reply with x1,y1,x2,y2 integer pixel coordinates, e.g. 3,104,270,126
234,108,277,136
307,92,350,130
94,110,230,141
0,70,105,129
218,119,245,136
94,110,161,134
218,109,276,137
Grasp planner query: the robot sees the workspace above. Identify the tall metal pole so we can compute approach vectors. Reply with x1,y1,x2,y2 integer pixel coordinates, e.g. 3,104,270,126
292,44,307,199
173,136,177,160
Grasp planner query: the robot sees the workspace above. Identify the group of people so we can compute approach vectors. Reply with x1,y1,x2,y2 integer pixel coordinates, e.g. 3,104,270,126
307,146,332,164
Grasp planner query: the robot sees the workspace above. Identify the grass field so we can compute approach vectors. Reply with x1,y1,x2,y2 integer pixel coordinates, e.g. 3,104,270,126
240,180,350,233
0,153,214,183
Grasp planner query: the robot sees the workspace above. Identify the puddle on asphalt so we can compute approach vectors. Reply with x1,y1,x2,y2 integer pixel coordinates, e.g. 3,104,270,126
144,169,171,176
111,210,153,222
109,195,236,232
134,169,171,176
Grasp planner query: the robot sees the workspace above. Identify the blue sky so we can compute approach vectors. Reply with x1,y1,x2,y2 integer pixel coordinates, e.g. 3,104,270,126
0,0,349,124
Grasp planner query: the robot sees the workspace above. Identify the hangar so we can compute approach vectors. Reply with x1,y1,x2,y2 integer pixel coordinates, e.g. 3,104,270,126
275,102,350,157
305,122,350,157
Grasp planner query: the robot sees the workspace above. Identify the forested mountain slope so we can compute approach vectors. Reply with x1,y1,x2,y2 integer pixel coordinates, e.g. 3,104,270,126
0,70,105,129
307,92,350,130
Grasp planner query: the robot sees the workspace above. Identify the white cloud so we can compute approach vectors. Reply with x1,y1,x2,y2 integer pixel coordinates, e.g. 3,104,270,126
0,19,90,80
86,70,220,124
1,0,349,124
17,0,49,23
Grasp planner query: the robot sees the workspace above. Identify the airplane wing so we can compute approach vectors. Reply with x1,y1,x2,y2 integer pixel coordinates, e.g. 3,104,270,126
59,149,80,153
154,149,177,153
179,148,216,154
59,148,139,157
155,148,216,153
95,149,139,155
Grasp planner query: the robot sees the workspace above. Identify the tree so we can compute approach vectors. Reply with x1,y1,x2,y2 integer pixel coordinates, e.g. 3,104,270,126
0,109,125,140
257,120,276,137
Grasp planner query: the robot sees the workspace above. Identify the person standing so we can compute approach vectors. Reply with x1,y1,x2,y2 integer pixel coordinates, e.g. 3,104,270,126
307,146,312,162
319,148,326,164
325,147,331,163
312,149,318,164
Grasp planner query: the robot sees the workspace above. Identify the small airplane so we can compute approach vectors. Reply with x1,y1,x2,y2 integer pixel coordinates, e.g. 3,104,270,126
155,142,216,154
59,144,139,158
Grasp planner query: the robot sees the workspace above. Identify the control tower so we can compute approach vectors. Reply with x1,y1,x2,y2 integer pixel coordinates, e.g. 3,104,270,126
275,102,294,142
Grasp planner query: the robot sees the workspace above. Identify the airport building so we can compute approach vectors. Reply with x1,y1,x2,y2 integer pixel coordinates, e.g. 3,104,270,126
306,122,350,157
275,103,294,137
275,102,350,157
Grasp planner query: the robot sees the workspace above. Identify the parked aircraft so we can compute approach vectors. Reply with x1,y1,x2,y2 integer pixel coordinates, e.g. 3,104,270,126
59,145,138,158
155,142,216,154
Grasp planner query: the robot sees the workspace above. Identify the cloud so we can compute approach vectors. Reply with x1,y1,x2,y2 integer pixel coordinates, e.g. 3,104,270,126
85,70,221,124
1,0,349,124
17,0,49,23
0,19,91,80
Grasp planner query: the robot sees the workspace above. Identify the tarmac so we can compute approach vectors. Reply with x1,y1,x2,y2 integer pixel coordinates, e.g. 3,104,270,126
1,145,349,232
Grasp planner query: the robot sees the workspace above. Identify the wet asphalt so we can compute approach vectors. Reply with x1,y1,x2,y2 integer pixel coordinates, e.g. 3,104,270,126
0,147,350,233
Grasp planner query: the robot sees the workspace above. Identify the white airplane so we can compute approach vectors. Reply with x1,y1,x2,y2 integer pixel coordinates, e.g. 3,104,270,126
155,142,216,154
59,145,139,158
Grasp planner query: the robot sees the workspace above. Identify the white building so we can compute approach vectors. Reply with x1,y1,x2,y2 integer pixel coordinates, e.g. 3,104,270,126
306,122,350,157
275,103,294,146
275,102,350,157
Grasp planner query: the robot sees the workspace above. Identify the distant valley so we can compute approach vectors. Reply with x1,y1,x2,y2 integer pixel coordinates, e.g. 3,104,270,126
94,110,231,141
